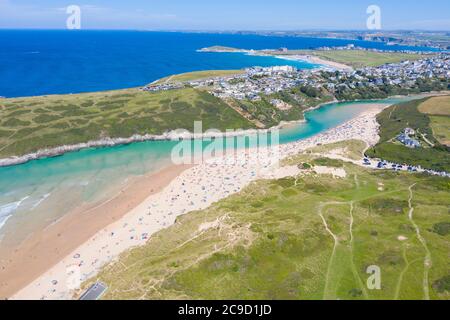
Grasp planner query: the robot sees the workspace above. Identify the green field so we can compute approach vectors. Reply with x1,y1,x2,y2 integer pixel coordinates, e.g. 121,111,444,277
153,69,245,85
203,47,426,68
418,96,450,146
279,50,426,68
366,97,450,172
418,96,450,116
0,88,254,158
430,116,450,146
83,141,450,300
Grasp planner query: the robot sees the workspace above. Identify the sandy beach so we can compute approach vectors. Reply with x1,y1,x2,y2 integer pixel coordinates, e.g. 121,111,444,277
201,47,354,72
9,103,387,300
0,164,191,299
276,54,354,71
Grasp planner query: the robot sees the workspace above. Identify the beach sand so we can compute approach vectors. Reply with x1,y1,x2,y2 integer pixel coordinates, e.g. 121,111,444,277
276,54,354,71
0,164,191,299
9,103,387,300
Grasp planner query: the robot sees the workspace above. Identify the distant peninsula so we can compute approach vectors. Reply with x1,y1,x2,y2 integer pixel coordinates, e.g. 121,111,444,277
197,46,249,53
198,45,429,70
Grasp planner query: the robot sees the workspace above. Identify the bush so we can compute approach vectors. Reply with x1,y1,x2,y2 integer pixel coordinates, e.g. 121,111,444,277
312,157,343,168
2,117,31,127
432,275,450,293
301,163,312,169
431,222,450,236
33,114,62,123
361,198,407,216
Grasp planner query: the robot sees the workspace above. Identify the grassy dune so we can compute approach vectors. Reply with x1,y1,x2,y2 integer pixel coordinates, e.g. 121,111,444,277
153,69,245,85
0,68,332,159
0,88,254,158
367,98,450,172
84,141,450,300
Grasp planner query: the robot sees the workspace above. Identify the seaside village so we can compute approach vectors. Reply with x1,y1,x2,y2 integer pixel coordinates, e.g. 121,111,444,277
143,53,450,104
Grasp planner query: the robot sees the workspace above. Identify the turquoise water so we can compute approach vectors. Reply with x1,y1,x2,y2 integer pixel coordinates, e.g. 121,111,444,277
0,97,416,246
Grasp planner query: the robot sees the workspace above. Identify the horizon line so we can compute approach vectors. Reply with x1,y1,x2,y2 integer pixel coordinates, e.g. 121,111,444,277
0,28,449,33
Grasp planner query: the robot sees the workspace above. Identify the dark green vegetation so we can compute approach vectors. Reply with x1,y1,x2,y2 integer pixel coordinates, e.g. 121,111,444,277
0,88,254,158
432,222,450,236
312,157,344,168
84,141,450,300
321,71,449,101
231,86,334,128
433,275,450,293
366,97,450,172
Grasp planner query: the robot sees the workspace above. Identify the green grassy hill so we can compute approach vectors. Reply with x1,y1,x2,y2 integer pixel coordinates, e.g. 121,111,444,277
366,97,450,172
83,141,450,300
153,70,244,85
0,73,334,159
0,88,254,158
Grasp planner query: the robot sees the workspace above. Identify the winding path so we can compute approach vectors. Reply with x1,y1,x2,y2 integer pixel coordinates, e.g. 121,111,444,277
394,245,421,300
318,202,339,300
319,200,368,299
348,200,368,299
407,183,432,300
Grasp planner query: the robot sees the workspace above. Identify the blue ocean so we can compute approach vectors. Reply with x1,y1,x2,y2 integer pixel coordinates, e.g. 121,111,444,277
0,30,436,98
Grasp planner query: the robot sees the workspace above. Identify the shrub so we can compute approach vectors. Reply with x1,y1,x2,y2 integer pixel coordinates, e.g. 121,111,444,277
431,222,450,236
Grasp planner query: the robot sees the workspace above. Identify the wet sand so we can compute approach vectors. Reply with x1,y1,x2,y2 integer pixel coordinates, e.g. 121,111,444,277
0,164,191,299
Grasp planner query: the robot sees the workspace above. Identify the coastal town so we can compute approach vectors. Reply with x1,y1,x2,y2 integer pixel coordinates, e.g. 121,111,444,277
143,52,450,104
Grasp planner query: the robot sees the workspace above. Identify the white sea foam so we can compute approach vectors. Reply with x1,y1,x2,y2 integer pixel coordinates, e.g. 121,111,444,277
30,193,51,211
0,196,29,231
0,214,12,232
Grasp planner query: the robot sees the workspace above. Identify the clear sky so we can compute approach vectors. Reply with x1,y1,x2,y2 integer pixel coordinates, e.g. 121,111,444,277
0,0,449,31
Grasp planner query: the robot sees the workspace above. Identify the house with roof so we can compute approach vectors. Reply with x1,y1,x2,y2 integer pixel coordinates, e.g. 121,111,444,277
396,128,421,149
